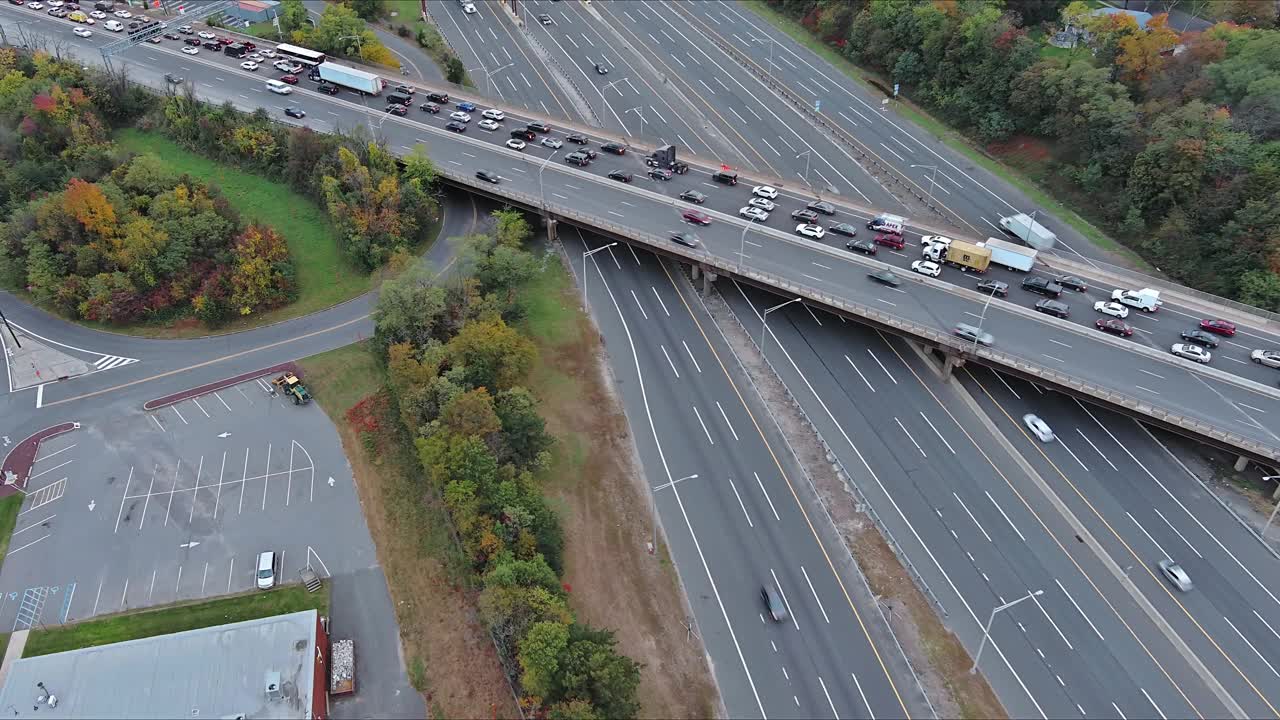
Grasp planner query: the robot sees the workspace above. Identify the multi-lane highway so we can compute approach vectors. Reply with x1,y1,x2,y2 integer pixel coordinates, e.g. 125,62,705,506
5,3,1280,719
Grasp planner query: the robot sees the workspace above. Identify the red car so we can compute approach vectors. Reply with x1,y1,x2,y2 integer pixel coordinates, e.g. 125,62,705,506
280,74,299,84
681,209,711,226
218,37,235,45
1199,319,1237,336
1096,319,1134,337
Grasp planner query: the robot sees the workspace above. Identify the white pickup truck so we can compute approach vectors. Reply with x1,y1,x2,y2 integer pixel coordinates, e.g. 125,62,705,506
1111,287,1162,312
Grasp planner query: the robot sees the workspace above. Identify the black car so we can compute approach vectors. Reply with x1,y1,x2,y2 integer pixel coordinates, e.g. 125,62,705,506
318,83,340,95
607,170,633,183
184,37,201,46
647,167,673,181
426,91,449,103
445,121,467,133
419,101,440,113
868,269,901,287
806,200,836,215
791,209,819,223
1021,275,1063,297
601,142,626,155
845,239,877,256
976,279,1008,297
163,73,184,84
527,121,551,133
594,62,609,75
202,40,222,50
510,128,535,141
284,107,306,119
670,232,700,248
475,169,500,184
385,103,407,116
1179,329,1219,348
712,169,738,185
1056,275,1088,292
1035,299,1071,319
566,133,589,144
829,223,858,237
679,189,707,204
564,152,591,166
163,32,181,40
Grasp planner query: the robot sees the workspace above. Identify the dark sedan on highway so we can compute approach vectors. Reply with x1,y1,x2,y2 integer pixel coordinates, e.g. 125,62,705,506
1095,318,1133,337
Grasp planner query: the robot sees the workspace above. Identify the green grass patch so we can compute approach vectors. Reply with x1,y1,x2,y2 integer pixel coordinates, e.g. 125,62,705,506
0,495,22,563
0,632,10,664
23,585,328,658
521,253,579,347
741,2,1151,269
298,340,384,417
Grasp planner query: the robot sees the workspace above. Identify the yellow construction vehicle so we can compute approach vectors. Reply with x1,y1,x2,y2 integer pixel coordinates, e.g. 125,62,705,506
271,372,312,405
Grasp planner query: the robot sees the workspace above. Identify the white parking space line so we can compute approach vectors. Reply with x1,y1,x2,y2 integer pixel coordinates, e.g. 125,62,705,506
191,397,210,418
27,459,72,481
755,472,781,521
171,405,188,425
32,443,76,463
213,391,232,411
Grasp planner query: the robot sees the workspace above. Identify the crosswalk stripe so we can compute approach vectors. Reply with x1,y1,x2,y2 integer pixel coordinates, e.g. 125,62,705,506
94,356,139,370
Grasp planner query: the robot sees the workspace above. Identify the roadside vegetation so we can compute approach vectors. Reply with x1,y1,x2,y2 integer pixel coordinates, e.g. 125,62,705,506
395,20,469,85
0,495,22,562
753,0,1280,308
246,0,402,69
22,585,328,658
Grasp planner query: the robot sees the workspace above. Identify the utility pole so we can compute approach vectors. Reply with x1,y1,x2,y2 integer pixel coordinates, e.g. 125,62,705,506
0,306,19,349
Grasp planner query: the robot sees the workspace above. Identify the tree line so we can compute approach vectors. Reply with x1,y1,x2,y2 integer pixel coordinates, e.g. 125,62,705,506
768,0,1280,309
374,210,643,719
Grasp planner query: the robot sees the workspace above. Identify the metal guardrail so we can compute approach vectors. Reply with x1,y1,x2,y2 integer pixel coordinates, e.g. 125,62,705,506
435,164,1280,461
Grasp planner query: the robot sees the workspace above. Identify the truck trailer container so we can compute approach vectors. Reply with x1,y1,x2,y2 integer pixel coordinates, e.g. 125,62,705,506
315,62,382,95
983,237,1037,272
923,239,990,272
999,213,1058,250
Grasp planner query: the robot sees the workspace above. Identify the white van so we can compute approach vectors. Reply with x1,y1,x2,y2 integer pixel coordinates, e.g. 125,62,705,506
256,551,277,589
265,79,292,95
103,19,124,32
867,213,906,235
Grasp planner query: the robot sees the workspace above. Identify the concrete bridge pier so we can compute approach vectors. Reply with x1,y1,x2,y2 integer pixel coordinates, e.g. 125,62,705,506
1235,455,1250,472
545,216,558,243
702,267,717,296
941,351,966,379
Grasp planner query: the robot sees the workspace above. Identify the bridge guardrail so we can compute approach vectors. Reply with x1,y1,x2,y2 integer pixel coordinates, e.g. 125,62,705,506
436,164,1280,462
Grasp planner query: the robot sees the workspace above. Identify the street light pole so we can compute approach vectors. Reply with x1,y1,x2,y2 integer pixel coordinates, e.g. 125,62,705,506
626,106,646,140
1263,476,1280,536
0,306,19,348
911,164,939,208
796,150,812,190
581,242,617,304
751,35,775,75
653,473,697,555
761,297,802,350
468,61,513,98
539,149,560,212
972,590,1043,673
739,216,758,273
597,78,625,128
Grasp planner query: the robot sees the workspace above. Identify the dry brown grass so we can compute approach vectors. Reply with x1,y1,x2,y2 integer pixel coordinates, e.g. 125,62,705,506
522,253,720,719
301,343,519,719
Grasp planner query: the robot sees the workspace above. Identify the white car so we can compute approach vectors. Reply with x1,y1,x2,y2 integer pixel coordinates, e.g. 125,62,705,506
273,60,294,72
72,26,92,37
739,206,769,222
113,9,132,18
540,137,562,149
795,223,825,240
256,551,277,590
1158,559,1193,592
911,260,942,277
198,30,215,39
247,53,263,62
1171,343,1212,364
752,185,778,199
478,118,499,131
482,108,505,121
27,2,44,9
47,0,63,6
505,138,526,151
259,48,276,58
90,9,106,18
747,197,775,212
449,110,471,122
1093,301,1129,319
463,1,477,13
240,61,259,71
181,45,199,55
1022,414,1055,442
1251,349,1280,368
921,235,952,248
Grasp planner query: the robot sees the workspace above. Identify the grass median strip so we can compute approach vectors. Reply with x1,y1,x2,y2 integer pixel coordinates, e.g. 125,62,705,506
22,585,328,658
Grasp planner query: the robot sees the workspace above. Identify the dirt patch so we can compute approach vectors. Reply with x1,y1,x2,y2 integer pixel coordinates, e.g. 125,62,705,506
987,135,1052,167
699,285,1006,720
530,248,720,719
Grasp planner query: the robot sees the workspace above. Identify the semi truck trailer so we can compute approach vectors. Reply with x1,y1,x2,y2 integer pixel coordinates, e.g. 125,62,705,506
314,62,382,95
983,237,1037,272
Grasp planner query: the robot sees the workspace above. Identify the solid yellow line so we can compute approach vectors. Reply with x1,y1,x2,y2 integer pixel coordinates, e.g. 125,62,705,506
876,338,1205,717
660,264,911,719
965,366,1277,718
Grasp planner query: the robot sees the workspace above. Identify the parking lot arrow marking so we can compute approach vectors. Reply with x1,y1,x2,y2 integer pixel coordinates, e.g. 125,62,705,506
328,477,335,487
87,500,95,511
2,436,10,446
217,432,231,438
179,541,201,549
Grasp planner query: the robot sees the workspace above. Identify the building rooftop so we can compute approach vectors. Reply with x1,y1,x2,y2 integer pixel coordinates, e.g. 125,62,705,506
0,610,319,719
1090,6,1154,30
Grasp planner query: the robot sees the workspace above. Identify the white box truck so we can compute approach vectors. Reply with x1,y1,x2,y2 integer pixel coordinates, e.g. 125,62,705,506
316,62,382,95
999,213,1057,250
983,237,1037,272
1111,287,1162,312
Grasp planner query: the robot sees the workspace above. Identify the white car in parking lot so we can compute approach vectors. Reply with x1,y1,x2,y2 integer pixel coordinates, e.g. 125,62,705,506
911,260,942,277
1251,349,1280,368
1093,301,1129,319
482,108,505,121
449,110,471,123
478,118,499,131
739,206,769,222
795,224,824,240
1022,414,1055,442
747,197,775,212
752,185,778,199
73,26,92,38
1171,343,1212,364
240,61,259,71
